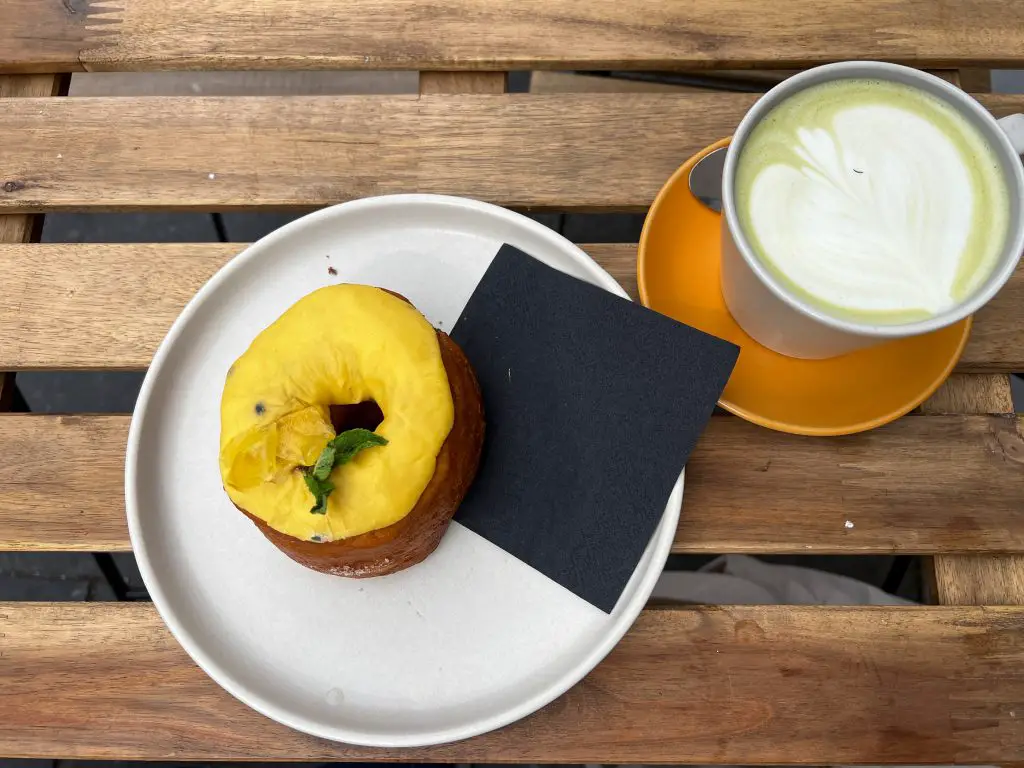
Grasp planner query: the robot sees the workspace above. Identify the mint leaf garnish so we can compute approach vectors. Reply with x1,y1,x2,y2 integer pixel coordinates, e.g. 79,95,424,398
309,480,334,515
312,443,336,481
302,428,388,514
331,428,388,465
302,471,321,498
302,472,334,515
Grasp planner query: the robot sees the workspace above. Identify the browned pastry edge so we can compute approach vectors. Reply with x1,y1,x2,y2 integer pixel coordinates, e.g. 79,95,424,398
240,326,485,577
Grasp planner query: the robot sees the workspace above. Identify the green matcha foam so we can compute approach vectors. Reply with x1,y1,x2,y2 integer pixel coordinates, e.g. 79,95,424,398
735,78,1010,324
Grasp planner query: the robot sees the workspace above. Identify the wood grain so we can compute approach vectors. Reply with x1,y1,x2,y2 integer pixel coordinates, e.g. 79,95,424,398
5,0,1024,73
0,93,1022,215
926,374,1024,606
0,244,627,369
0,2,90,75
0,416,130,551
681,412,1024,554
0,242,1019,371
4,603,1024,762
0,92,753,212
2,411,1022,554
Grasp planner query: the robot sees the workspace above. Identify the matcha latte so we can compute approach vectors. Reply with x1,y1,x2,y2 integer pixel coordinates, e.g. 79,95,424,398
735,78,1011,324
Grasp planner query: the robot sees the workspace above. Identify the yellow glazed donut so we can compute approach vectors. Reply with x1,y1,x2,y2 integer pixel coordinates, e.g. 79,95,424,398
219,285,456,544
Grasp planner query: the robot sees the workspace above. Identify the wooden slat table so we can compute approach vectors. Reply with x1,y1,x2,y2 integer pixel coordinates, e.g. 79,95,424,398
1,1,1023,763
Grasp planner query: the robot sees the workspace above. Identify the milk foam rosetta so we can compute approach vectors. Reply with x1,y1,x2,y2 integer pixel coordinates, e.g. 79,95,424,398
735,79,1010,323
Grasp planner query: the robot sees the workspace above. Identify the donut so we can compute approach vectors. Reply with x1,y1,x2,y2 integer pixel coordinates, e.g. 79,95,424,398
219,285,484,576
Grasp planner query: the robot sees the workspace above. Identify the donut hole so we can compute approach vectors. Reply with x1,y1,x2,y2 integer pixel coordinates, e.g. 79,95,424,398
329,401,384,433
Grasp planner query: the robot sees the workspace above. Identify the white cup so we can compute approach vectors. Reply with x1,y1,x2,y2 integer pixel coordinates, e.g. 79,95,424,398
720,61,1024,359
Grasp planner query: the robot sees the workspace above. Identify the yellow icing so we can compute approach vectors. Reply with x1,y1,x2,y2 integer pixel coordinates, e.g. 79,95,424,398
219,285,455,542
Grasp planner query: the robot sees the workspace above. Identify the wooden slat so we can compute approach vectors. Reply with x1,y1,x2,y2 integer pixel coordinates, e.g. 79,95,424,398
2,410,1022,554
0,415,128,551
682,412,1024,554
923,373,1016,415
1,93,1023,214
0,242,1019,371
0,92,752,213
4,603,1024,762
5,0,1024,73
0,244,238,371
926,374,1024,606
419,71,508,94
935,557,1024,605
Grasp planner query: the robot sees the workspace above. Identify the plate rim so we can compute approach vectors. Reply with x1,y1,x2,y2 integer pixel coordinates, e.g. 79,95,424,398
125,193,682,747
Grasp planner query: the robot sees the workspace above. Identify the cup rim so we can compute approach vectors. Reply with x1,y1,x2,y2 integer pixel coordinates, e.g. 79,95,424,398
721,60,1024,339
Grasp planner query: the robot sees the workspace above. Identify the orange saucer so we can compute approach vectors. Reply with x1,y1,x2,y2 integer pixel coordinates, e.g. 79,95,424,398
637,138,971,436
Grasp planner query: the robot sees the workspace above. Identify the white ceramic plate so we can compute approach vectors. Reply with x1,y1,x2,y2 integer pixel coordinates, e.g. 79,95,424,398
125,194,683,747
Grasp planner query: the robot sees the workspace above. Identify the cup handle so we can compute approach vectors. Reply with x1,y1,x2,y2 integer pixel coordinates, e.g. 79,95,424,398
998,114,1024,156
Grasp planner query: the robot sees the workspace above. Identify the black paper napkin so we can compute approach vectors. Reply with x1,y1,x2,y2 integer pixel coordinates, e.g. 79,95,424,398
451,245,738,612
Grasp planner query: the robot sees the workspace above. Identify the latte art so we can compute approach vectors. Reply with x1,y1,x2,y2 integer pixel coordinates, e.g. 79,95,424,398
735,79,1010,324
